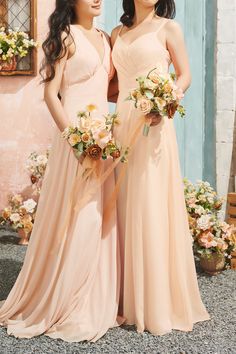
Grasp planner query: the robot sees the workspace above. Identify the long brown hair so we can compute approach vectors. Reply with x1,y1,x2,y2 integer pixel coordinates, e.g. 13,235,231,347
40,0,76,83
120,0,176,27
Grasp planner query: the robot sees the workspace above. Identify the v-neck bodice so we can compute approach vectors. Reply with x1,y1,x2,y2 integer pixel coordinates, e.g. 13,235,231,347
112,19,171,92
60,24,110,88
59,25,112,124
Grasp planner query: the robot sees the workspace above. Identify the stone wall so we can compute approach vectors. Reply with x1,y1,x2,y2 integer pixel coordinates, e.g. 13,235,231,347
216,0,236,197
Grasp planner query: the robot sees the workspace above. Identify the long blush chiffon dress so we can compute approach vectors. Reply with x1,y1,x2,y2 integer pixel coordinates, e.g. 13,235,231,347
0,25,122,342
112,18,210,335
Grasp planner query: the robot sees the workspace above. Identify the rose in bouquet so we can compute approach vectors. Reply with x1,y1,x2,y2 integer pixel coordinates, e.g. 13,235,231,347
62,105,127,162
0,27,38,69
127,67,185,136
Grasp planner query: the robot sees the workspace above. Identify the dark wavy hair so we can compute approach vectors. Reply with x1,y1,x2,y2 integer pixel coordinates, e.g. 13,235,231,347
120,0,176,27
40,0,76,83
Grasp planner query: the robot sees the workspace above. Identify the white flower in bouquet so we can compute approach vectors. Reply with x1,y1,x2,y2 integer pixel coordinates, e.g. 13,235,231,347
68,133,81,146
144,78,157,90
10,213,21,223
23,199,37,213
148,70,161,84
197,214,212,230
155,97,166,111
79,116,93,132
36,155,48,165
93,128,112,149
61,127,71,139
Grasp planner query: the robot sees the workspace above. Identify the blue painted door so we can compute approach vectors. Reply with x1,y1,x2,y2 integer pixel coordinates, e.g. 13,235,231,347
98,0,215,185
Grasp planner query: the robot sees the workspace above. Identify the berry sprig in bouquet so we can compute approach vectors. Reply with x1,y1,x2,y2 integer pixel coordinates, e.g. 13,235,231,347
127,67,185,136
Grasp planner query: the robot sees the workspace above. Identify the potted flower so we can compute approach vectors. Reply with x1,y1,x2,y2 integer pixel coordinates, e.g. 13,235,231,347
0,194,37,245
184,179,236,274
191,214,235,275
0,27,37,71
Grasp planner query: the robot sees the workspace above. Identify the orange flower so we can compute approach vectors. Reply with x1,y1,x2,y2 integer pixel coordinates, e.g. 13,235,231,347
110,150,121,159
86,144,102,160
23,221,33,234
166,102,178,119
2,208,11,219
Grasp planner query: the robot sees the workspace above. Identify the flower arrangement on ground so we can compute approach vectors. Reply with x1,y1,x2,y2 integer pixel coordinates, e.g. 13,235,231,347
184,179,236,272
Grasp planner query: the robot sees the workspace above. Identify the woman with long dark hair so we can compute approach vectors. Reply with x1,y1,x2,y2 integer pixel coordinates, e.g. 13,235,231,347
0,0,123,342
110,0,210,335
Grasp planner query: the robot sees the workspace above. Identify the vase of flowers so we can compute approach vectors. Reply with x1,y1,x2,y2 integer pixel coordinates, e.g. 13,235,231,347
17,228,30,245
0,27,38,71
184,179,236,274
0,54,17,71
0,194,37,245
199,253,225,275
26,150,49,194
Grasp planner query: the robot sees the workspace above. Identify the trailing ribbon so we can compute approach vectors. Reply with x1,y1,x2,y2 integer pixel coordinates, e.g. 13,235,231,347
60,109,146,241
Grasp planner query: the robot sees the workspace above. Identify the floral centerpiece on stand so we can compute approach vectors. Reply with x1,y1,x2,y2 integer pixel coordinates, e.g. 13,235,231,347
184,179,236,274
0,27,38,71
0,194,37,245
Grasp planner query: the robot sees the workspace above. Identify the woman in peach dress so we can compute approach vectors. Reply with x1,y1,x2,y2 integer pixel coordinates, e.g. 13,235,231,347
110,0,210,335
0,0,122,342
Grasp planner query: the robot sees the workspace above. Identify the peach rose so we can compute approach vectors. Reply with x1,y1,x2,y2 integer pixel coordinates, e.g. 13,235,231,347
137,98,153,114
198,231,217,249
81,133,91,143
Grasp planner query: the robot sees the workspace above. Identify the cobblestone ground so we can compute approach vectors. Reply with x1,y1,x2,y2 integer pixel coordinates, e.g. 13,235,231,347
0,228,235,354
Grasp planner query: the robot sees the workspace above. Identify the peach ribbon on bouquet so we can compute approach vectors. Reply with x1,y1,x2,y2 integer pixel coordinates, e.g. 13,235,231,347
60,112,146,240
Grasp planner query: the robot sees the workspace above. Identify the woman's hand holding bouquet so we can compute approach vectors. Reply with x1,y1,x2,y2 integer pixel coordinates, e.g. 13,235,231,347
127,67,185,136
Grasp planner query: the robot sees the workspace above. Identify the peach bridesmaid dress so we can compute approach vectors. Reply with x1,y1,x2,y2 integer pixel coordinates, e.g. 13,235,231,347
0,25,122,342
112,18,210,335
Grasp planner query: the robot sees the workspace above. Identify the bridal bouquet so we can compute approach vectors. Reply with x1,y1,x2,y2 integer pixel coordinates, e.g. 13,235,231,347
62,105,124,162
127,67,185,136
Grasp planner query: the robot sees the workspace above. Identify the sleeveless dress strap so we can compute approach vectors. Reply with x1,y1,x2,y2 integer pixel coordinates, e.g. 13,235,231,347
117,25,124,36
156,18,170,34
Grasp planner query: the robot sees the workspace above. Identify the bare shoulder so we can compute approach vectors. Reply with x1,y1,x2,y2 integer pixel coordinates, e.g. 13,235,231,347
165,20,184,36
61,29,74,47
111,25,122,46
